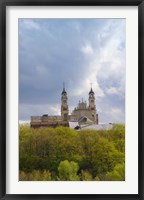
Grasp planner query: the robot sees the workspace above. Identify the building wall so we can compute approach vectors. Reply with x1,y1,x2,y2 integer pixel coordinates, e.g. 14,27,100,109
71,108,98,124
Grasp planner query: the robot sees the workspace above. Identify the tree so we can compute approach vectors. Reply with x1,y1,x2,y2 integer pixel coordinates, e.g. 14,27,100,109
19,125,125,181
80,170,93,181
58,160,79,181
77,130,100,171
91,138,124,176
19,170,51,181
105,163,125,181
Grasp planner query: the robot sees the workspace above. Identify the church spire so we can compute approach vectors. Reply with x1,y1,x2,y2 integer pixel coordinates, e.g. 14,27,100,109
88,85,96,122
89,87,94,95
61,82,67,95
61,82,68,121
89,82,94,95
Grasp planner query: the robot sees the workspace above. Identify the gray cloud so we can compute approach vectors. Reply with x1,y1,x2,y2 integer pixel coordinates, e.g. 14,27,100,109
19,18,125,123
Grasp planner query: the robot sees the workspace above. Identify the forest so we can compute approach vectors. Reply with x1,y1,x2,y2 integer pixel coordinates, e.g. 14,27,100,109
19,124,125,181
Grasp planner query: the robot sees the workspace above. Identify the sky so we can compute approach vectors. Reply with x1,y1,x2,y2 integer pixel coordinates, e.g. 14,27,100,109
19,18,125,124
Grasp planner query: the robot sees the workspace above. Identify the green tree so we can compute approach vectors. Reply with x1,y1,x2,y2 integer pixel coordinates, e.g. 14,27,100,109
19,125,125,181
19,170,51,181
58,160,79,181
80,170,93,181
91,138,124,176
105,163,125,181
77,130,100,171
19,171,28,181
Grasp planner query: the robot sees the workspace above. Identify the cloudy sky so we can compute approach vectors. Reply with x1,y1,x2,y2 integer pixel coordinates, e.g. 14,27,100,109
19,18,125,124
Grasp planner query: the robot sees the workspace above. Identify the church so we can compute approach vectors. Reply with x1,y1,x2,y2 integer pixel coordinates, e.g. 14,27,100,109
30,86,99,128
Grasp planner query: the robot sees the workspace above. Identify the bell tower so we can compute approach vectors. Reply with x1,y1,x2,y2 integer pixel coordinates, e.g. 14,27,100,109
88,87,97,123
61,84,69,121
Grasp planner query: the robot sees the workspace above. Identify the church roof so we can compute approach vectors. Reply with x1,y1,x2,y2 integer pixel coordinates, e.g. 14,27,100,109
61,88,67,95
78,116,93,123
81,123,113,130
89,88,94,94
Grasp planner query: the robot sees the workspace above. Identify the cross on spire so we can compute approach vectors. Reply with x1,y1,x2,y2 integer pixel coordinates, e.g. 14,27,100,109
90,81,93,89
62,82,67,95
63,81,65,89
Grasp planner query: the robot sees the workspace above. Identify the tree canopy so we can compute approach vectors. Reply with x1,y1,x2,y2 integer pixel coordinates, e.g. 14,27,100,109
19,124,125,181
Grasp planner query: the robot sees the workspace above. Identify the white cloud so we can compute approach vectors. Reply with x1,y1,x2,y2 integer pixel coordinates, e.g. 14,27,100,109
19,103,61,120
21,19,40,30
95,22,125,92
111,107,125,123
71,20,125,115
106,87,119,95
77,20,125,123
98,106,125,124
35,64,49,75
70,76,105,99
81,43,94,55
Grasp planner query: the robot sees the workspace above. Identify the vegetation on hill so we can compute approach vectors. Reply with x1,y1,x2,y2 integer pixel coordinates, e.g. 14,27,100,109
19,124,125,181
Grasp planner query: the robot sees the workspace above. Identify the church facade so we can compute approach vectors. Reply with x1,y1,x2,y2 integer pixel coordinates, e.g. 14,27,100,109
30,87,98,128
61,87,98,124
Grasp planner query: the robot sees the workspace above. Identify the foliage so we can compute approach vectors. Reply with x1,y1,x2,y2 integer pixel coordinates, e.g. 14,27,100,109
105,163,125,181
58,160,79,181
80,170,93,181
19,170,51,181
91,137,124,176
19,124,125,181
